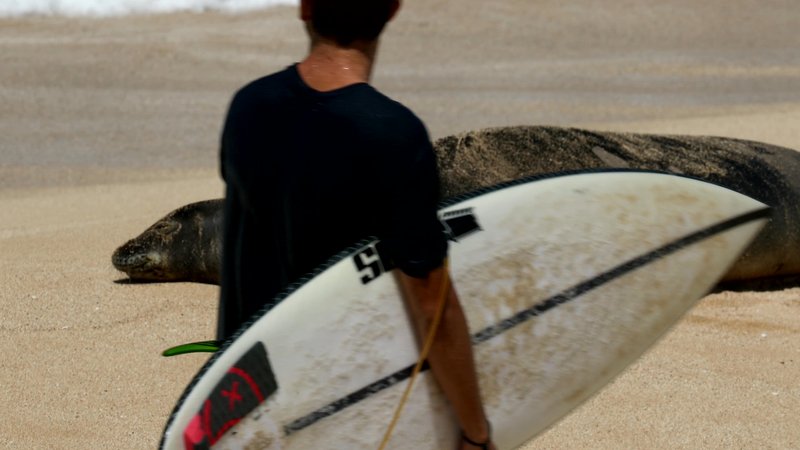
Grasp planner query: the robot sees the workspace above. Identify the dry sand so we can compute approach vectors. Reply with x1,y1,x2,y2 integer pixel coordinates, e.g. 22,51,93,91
1,1,798,448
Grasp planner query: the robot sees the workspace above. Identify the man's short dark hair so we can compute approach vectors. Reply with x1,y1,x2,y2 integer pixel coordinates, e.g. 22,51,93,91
309,0,396,45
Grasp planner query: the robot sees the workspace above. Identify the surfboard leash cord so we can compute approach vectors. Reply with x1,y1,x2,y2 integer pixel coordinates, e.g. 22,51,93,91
377,259,451,450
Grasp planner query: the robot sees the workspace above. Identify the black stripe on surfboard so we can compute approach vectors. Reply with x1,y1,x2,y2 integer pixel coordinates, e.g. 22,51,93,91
470,207,769,344
282,207,771,436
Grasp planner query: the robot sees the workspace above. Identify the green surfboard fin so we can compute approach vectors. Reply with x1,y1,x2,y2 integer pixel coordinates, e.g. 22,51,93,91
162,340,221,357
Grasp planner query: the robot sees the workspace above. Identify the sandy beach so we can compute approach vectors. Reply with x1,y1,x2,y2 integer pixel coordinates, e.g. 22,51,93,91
1,1,798,448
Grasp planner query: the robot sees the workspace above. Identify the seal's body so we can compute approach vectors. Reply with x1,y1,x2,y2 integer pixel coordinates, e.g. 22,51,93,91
113,126,800,287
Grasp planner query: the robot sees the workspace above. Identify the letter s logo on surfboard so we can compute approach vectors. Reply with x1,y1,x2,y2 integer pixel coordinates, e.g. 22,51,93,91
352,243,388,284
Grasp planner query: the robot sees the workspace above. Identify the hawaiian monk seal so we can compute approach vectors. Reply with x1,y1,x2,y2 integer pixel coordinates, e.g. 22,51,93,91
113,126,800,288
112,199,222,284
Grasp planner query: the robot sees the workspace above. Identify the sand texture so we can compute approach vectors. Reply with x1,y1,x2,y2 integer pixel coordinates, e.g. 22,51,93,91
1,1,798,448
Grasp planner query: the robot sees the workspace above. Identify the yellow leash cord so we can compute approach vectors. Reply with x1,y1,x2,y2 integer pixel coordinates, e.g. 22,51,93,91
377,259,451,450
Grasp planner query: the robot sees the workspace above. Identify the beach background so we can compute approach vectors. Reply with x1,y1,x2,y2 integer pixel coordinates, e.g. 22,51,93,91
1,0,798,448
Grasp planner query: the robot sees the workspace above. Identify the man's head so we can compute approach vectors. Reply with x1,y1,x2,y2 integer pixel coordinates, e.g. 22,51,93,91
301,0,400,46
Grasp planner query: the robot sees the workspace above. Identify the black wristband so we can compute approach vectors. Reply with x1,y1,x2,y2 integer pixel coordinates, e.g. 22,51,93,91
461,421,491,449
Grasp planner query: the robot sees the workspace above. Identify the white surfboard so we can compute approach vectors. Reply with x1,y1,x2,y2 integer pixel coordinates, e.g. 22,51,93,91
161,170,769,450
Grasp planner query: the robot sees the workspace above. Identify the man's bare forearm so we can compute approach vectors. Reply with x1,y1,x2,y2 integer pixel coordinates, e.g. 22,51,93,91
396,265,492,447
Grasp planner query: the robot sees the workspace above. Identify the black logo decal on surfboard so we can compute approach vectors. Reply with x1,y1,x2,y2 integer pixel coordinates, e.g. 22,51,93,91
183,342,277,449
353,209,482,284
353,242,393,284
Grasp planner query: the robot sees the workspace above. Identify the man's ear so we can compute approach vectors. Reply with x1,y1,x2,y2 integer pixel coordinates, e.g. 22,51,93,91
300,0,312,21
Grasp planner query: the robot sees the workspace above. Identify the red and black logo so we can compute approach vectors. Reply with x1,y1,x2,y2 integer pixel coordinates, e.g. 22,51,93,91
183,342,277,449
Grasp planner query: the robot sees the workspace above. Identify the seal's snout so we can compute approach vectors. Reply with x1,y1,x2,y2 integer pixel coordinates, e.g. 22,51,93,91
111,218,181,279
112,239,163,274
112,243,146,270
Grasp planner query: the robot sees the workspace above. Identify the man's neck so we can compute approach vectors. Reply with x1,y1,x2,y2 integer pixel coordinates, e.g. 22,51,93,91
297,38,378,92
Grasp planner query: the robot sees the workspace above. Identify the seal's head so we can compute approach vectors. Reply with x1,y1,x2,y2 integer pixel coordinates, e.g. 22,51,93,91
112,200,222,283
